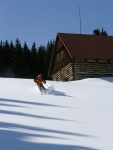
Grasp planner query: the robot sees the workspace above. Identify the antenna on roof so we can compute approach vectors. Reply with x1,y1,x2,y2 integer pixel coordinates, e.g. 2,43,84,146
79,6,81,34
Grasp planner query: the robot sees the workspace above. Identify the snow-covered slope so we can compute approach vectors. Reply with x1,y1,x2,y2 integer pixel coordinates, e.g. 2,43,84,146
0,77,113,150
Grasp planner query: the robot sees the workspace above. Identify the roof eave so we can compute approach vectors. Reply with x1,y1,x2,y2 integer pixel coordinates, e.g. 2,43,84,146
57,33,73,58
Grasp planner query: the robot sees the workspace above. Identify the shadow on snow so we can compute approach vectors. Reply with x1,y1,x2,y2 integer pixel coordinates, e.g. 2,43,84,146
0,122,98,150
100,77,113,83
0,110,73,122
0,98,72,109
49,89,72,97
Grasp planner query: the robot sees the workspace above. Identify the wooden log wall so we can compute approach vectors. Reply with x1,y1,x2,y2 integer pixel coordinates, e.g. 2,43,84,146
52,63,73,81
74,61,113,80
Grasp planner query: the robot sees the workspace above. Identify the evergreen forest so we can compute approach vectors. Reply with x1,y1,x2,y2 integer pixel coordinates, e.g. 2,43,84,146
0,39,55,79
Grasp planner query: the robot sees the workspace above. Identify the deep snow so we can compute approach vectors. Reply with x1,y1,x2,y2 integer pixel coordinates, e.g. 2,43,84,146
0,77,113,150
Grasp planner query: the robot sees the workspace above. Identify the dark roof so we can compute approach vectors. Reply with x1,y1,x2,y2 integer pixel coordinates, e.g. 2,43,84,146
58,33,113,60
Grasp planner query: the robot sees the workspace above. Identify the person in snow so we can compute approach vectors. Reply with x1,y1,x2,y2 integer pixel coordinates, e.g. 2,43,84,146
34,74,46,94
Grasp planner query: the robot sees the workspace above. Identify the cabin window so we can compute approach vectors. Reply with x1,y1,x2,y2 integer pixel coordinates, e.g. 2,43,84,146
94,65,100,73
81,65,87,73
61,50,64,59
57,54,60,68
57,54,60,62
107,65,112,73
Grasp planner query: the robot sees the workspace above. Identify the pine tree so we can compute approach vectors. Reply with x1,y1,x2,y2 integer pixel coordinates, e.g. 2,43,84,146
45,40,55,79
23,42,31,78
10,41,15,68
14,38,24,77
93,28,101,35
30,42,38,77
37,45,46,78
0,41,3,75
93,28,108,36
101,28,108,36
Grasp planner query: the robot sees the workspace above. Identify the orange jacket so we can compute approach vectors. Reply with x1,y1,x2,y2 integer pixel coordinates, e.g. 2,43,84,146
34,78,46,85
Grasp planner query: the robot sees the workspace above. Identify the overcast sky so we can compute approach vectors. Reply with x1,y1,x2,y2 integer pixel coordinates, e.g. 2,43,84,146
0,0,113,48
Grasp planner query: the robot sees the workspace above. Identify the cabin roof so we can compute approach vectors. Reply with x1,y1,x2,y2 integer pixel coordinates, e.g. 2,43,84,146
58,33,113,60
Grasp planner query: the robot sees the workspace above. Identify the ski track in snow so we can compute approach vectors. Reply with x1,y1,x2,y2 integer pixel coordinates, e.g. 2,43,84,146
0,77,113,150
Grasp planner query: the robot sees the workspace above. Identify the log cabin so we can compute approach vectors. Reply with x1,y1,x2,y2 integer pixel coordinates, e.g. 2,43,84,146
48,33,113,81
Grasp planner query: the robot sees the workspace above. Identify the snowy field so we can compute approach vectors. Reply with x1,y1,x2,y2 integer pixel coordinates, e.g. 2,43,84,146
0,77,113,150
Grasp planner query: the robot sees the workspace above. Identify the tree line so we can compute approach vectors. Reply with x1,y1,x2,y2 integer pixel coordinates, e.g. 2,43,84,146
93,28,108,36
0,39,55,79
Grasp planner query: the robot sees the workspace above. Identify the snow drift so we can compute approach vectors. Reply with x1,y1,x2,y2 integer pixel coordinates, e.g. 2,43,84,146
0,77,113,150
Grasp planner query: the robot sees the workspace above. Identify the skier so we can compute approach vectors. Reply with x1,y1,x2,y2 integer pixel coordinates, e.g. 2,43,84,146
34,74,47,94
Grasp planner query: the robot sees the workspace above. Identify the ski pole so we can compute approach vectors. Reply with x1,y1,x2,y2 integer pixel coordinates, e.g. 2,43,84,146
24,84,35,91
45,83,49,88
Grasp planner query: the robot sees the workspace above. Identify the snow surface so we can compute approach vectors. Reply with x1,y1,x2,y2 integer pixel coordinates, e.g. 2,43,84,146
0,77,113,150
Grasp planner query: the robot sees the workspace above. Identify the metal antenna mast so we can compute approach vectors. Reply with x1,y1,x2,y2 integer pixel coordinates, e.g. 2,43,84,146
79,6,81,34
